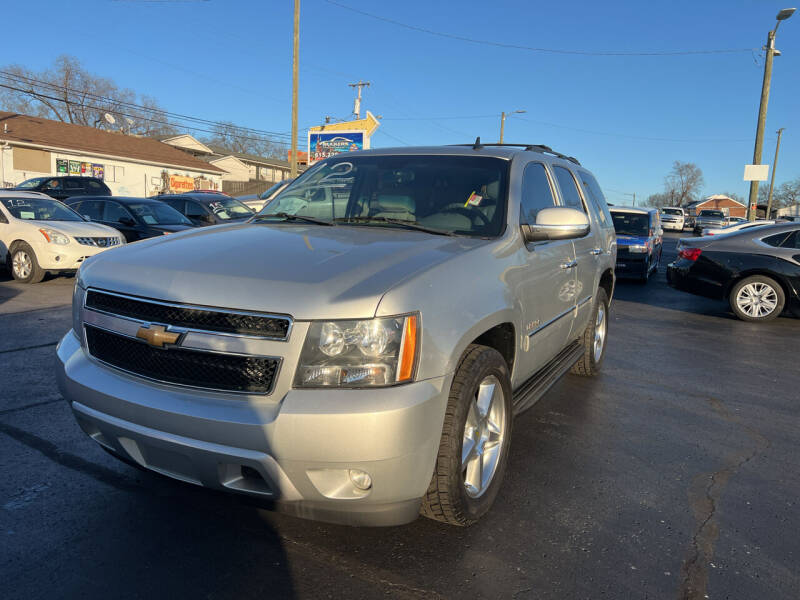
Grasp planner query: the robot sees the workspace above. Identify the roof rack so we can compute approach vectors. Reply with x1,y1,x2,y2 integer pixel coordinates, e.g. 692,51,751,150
451,139,581,165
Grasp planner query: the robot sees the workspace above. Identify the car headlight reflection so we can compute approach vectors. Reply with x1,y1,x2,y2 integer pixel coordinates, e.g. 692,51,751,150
294,314,419,388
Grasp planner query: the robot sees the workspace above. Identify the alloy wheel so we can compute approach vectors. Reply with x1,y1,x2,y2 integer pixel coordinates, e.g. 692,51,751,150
736,282,778,318
12,251,32,280
593,304,607,363
462,375,507,498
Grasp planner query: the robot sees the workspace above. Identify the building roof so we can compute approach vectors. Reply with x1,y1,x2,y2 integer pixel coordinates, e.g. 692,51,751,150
205,145,291,169
0,112,224,174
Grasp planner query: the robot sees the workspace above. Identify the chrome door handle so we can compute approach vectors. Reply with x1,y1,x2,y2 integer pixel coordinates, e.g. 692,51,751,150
590,248,603,255
560,260,577,269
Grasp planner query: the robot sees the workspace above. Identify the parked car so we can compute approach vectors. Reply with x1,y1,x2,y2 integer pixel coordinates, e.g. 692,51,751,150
238,178,296,212
609,206,663,281
702,219,777,236
66,196,194,243
155,192,254,226
13,176,112,201
693,209,728,234
57,142,617,527
667,223,800,322
0,191,123,283
660,207,685,231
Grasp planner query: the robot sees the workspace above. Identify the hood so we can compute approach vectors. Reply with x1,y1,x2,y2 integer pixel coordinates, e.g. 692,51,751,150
29,219,121,237
80,223,488,320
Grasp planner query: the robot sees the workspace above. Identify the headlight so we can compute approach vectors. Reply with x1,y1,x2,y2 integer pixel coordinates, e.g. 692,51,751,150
38,228,70,245
294,314,419,388
72,271,86,343
627,244,649,253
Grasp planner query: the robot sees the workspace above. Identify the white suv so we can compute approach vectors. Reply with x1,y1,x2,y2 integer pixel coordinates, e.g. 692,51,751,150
0,191,124,283
660,207,685,231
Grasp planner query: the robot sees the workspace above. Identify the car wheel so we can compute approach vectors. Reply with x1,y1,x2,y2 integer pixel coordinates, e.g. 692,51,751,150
640,257,650,282
729,275,785,322
571,287,609,376
420,344,512,526
9,242,45,284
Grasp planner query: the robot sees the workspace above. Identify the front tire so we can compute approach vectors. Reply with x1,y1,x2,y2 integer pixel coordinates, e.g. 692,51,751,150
9,242,45,284
420,344,513,526
571,287,609,376
729,275,785,322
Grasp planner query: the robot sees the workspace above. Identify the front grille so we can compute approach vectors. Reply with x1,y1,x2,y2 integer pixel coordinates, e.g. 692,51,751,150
75,237,121,248
85,325,279,394
85,290,291,339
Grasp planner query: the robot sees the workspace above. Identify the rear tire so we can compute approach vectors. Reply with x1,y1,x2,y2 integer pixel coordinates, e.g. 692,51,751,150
729,275,785,322
571,288,609,376
420,344,513,526
8,242,45,284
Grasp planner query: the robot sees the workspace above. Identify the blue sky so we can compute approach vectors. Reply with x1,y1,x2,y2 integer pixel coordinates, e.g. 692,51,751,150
3,0,799,203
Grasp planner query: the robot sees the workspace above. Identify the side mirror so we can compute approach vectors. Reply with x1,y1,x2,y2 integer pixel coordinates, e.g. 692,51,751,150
118,216,136,226
522,207,589,243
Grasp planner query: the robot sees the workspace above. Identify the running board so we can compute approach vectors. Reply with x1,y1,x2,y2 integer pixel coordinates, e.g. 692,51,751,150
512,340,583,415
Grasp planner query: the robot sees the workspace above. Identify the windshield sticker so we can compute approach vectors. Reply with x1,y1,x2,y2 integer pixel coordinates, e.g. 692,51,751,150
209,201,225,213
20,211,35,219
11,199,31,207
464,192,483,207
141,215,157,225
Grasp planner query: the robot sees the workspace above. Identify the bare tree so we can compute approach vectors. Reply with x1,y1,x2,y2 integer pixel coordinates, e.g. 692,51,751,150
664,161,704,206
204,121,288,159
646,192,671,208
774,177,800,208
0,55,175,136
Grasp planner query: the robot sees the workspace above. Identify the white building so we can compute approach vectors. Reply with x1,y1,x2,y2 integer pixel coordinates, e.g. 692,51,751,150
0,112,224,196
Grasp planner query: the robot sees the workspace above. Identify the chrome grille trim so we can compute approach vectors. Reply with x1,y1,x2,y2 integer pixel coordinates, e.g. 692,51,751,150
75,236,121,248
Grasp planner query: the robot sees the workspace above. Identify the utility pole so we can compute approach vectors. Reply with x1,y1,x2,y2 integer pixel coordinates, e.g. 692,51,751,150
766,127,785,219
499,109,525,143
348,81,370,119
747,8,795,220
290,0,300,178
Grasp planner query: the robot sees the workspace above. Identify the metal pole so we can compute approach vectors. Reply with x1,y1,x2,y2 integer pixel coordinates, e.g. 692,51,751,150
290,0,300,178
499,112,506,144
747,30,776,220
766,128,784,219
633,192,636,207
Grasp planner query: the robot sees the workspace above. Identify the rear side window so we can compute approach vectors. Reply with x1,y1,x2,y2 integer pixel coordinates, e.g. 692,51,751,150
64,179,83,190
86,180,107,193
552,166,585,212
764,230,800,248
76,200,104,221
578,170,612,226
520,162,556,225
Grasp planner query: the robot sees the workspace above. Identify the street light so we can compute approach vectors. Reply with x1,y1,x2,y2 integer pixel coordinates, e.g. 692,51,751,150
499,109,526,143
746,7,795,220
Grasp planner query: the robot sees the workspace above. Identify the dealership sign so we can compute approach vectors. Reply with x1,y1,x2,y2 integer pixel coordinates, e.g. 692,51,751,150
308,131,365,165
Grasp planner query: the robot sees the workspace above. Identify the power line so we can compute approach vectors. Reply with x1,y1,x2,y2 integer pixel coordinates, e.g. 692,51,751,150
324,0,756,57
0,71,293,141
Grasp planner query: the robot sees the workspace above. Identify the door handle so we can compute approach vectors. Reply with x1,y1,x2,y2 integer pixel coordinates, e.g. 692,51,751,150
560,260,577,269
590,248,603,255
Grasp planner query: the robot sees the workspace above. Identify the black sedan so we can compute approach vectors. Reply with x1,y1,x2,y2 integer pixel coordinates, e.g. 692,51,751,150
67,196,194,242
154,192,254,226
667,223,800,322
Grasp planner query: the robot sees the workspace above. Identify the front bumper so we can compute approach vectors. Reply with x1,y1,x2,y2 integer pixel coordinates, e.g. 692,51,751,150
56,331,449,526
34,241,115,271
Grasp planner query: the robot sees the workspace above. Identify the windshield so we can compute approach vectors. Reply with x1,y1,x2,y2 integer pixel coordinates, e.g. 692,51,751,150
1,196,84,221
259,180,292,200
127,203,191,225
662,208,683,215
700,210,724,218
206,197,253,220
610,211,650,236
258,155,509,237
15,177,49,189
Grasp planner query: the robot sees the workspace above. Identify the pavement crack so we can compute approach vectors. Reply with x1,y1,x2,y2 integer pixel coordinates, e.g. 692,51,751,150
0,341,59,354
0,396,63,416
677,397,770,600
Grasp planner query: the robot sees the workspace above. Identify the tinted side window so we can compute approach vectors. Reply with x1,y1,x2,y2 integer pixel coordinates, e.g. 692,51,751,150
161,198,184,212
552,166,584,212
520,162,556,225
578,170,612,226
185,201,207,219
104,201,133,223
0,207,7,224
763,232,792,247
77,200,104,221
86,180,105,192
64,179,83,190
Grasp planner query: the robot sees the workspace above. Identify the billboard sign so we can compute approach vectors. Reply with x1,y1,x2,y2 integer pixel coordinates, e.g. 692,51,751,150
169,175,195,192
308,131,365,165
743,164,769,181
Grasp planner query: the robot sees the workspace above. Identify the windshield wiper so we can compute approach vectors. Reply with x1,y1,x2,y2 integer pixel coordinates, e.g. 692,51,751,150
333,216,456,236
251,212,334,226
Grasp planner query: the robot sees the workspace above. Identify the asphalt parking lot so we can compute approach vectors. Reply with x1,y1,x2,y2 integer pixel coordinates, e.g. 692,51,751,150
2,232,799,600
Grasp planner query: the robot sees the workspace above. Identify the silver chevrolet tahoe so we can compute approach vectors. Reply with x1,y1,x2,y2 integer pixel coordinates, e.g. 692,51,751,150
56,141,616,527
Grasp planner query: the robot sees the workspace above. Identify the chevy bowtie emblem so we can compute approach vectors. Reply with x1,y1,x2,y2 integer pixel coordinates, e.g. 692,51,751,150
136,324,181,348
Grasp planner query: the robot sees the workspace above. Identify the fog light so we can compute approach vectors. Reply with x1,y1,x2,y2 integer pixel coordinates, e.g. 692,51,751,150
348,469,372,490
